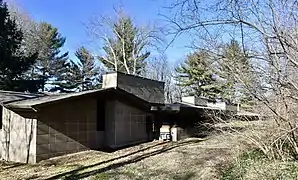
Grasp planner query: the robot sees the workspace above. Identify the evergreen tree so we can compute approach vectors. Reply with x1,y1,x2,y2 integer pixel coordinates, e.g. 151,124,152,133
220,40,254,105
176,50,223,99
56,47,101,92
0,0,37,91
98,15,150,75
75,47,100,90
32,22,69,91
50,61,78,92
7,1,39,57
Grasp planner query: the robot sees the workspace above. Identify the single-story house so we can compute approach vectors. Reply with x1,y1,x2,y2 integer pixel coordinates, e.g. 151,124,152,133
0,72,257,164
0,72,164,163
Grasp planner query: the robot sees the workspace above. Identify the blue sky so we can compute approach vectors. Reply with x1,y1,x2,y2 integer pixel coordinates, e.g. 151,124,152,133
14,0,191,64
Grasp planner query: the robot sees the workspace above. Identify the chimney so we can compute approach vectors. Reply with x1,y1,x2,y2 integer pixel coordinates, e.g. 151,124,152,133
102,72,165,104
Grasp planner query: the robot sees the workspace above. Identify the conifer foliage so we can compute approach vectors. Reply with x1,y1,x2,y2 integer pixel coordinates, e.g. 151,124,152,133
0,0,38,91
97,13,150,75
176,40,254,103
57,46,101,92
176,50,223,99
32,22,69,91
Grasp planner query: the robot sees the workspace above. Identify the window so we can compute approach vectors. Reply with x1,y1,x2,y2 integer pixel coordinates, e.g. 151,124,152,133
0,105,2,129
146,115,153,133
97,100,105,131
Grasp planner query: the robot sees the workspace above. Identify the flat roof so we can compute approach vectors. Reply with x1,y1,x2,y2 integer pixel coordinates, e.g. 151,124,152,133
4,87,158,110
105,71,165,84
0,90,46,104
4,88,113,109
236,111,261,117
174,101,223,110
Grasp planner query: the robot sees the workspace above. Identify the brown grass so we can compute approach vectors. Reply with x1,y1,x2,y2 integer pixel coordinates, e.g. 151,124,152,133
0,120,271,180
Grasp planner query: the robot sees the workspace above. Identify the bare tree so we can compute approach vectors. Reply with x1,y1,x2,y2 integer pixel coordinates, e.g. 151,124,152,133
145,54,169,81
86,8,164,75
165,0,298,160
6,0,39,55
145,54,183,103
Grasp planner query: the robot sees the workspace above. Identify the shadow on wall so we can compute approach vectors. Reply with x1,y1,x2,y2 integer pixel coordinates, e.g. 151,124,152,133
45,139,203,180
2,110,11,162
2,109,36,164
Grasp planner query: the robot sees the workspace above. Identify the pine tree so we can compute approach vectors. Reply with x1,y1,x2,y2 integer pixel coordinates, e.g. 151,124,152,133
98,15,149,75
176,50,223,99
56,47,101,92
220,40,253,105
32,22,69,91
0,0,38,91
75,47,100,90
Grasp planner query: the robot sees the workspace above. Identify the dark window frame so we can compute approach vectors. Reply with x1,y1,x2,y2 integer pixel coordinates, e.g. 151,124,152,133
146,115,153,133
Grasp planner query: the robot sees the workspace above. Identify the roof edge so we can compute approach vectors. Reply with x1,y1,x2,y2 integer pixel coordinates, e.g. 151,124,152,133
105,71,165,84
4,87,161,110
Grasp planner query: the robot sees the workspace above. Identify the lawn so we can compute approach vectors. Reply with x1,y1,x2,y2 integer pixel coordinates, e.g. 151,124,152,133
0,120,268,180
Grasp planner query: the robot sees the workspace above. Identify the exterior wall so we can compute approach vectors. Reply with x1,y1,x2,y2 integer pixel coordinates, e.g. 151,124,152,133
182,96,209,106
207,102,238,111
207,102,226,110
105,100,150,148
0,107,37,163
182,96,238,111
102,73,117,89
36,97,104,162
226,104,237,112
182,96,196,105
102,72,165,104
197,98,210,106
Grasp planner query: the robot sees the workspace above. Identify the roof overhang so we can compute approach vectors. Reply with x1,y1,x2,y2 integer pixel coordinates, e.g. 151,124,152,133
3,87,161,112
151,101,225,112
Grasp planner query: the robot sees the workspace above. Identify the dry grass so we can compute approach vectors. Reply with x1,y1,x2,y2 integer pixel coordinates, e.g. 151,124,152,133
0,120,271,180
221,148,298,180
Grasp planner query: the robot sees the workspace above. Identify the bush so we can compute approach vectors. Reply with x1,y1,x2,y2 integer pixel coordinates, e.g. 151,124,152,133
221,149,298,180
221,149,266,180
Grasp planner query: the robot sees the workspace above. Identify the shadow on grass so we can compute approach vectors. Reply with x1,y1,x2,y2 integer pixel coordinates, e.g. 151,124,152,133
0,161,23,170
46,139,203,180
173,172,196,180
41,141,167,167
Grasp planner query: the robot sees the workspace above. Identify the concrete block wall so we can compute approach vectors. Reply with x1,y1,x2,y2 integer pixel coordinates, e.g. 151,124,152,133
0,107,37,163
106,100,149,148
36,97,104,162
